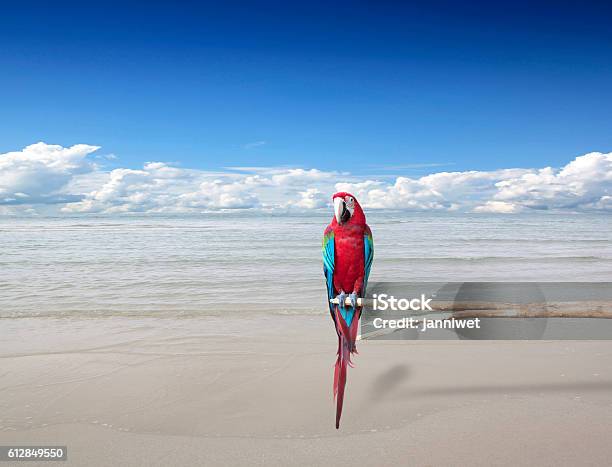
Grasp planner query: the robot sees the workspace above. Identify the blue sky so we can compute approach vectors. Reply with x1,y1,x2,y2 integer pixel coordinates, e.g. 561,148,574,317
1,0,611,175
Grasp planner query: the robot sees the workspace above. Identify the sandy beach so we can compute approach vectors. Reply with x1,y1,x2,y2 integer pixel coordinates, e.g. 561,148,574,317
3,0,612,464
2,315,612,466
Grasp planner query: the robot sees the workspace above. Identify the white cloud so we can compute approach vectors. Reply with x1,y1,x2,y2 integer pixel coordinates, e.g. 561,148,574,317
337,155,611,212
63,163,261,213
291,188,328,209
335,169,530,211
0,142,99,205
177,179,260,210
492,152,612,210
1,143,611,214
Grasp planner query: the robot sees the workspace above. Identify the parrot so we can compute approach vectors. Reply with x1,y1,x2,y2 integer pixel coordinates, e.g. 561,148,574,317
322,192,373,429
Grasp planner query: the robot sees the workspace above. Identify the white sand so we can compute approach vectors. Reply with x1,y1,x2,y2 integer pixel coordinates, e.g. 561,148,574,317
1,315,612,466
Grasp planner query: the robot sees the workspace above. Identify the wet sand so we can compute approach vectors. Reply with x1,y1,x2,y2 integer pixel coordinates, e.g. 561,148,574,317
1,315,612,466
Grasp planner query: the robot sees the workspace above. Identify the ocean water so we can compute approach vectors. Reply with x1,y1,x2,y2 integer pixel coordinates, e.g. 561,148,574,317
0,212,611,318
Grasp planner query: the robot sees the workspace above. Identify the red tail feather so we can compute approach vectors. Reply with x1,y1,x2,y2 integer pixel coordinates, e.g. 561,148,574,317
334,333,349,429
333,306,360,429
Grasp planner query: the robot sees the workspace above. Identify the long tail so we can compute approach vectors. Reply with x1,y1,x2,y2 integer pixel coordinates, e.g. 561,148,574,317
333,306,360,429
333,333,349,429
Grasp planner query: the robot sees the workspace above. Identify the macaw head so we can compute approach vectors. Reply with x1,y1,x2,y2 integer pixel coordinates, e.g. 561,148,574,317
332,192,366,226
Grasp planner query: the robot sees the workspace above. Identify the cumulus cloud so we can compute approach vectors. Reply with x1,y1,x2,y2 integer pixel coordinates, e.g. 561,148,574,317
177,179,260,210
63,163,261,213
491,152,612,210
0,142,99,205
291,188,328,209
1,142,610,214
338,154,611,213
336,168,530,211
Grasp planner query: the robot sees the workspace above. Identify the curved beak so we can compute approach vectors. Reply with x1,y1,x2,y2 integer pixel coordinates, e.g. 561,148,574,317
334,197,344,224
334,197,350,224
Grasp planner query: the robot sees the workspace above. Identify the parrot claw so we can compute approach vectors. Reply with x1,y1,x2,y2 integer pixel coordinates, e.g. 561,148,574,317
336,292,347,309
348,292,357,309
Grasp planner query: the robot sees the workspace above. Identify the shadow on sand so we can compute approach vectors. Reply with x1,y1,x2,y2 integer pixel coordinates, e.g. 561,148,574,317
367,364,411,402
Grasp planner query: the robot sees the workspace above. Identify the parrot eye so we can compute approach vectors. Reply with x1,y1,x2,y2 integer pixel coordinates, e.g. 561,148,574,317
345,196,354,206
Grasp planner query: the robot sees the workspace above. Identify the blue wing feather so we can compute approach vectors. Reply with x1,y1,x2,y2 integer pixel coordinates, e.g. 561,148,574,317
322,228,336,320
363,226,374,294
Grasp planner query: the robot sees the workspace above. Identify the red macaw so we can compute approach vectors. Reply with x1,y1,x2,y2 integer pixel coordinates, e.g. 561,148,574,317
322,192,373,429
